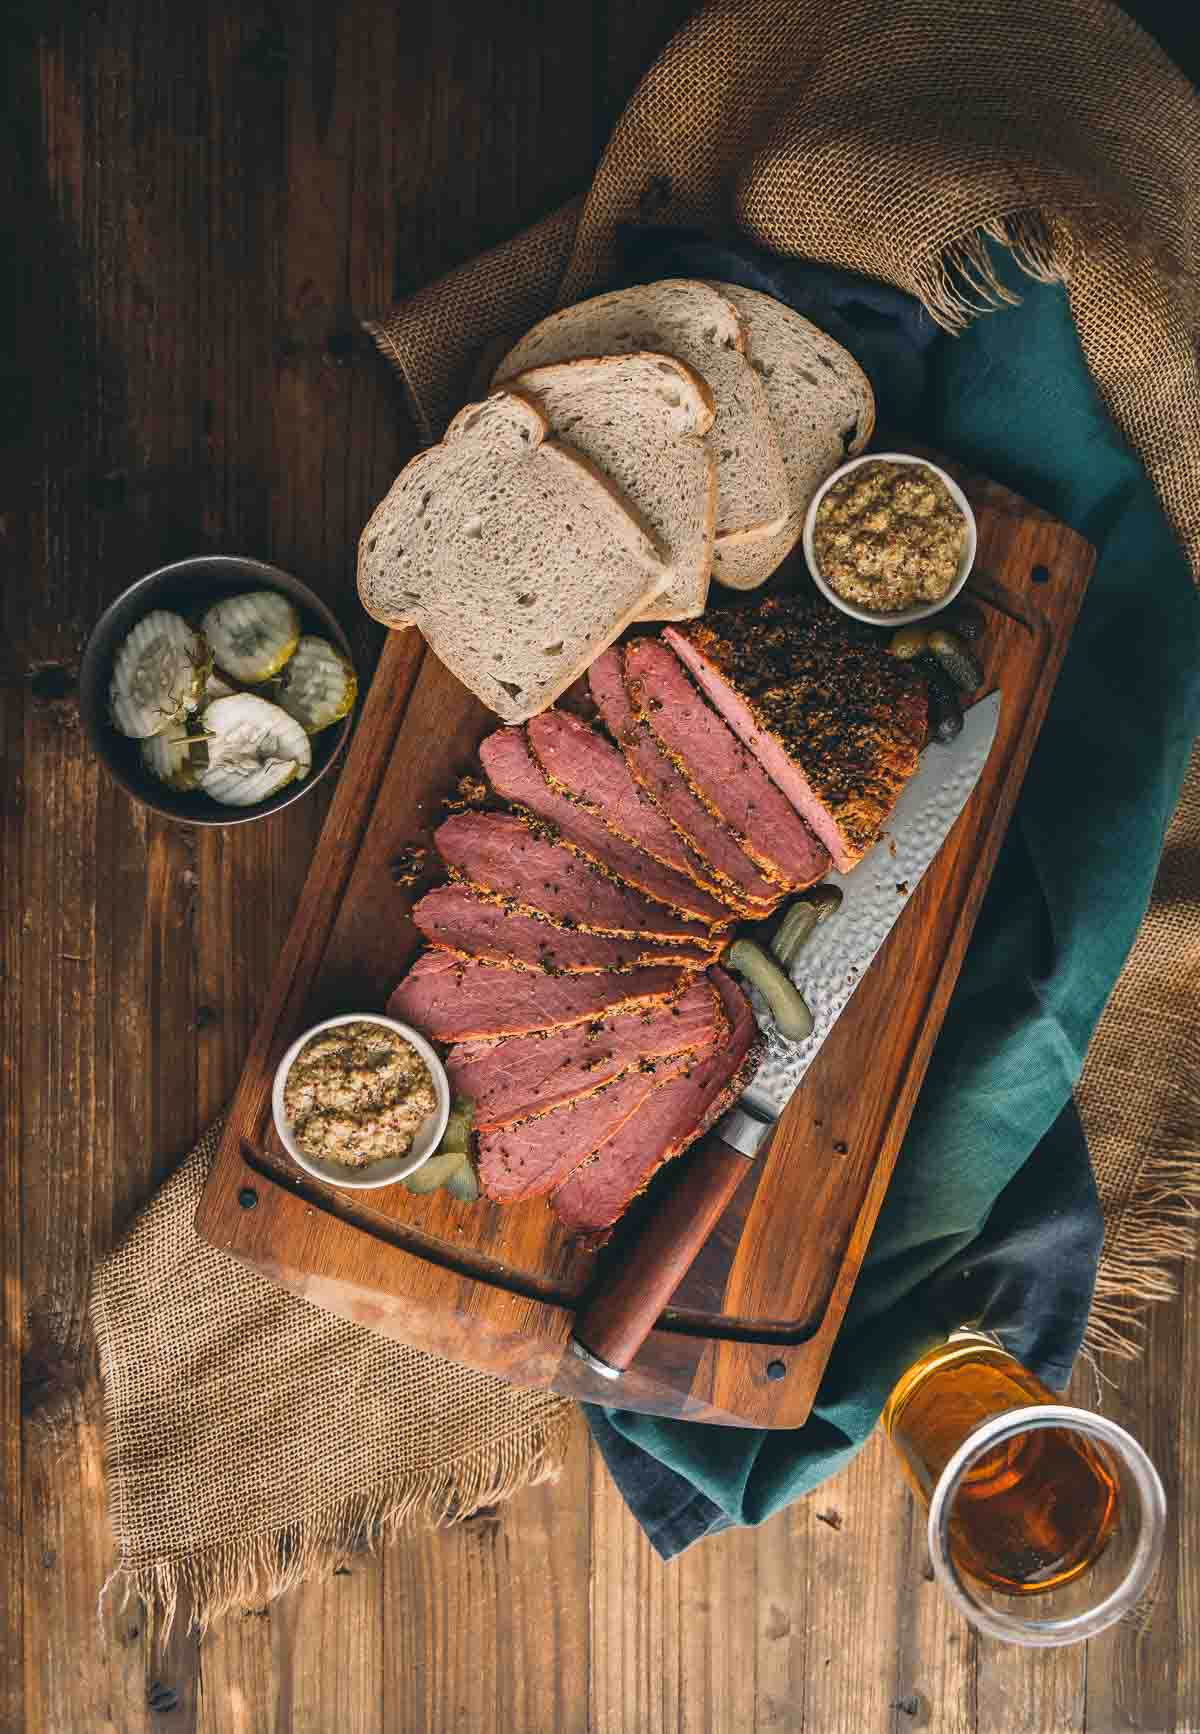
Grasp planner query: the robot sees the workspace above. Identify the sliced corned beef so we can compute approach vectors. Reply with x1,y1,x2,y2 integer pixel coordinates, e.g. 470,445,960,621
588,648,781,915
624,638,830,889
388,950,688,1041
479,727,731,926
412,884,716,973
434,811,709,942
447,977,724,1128
525,708,738,910
477,1051,695,1203
665,599,925,872
551,969,762,1237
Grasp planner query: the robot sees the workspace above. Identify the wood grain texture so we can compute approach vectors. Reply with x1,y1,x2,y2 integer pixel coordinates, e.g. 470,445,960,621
6,0,1198,1727
195,464,1095,1429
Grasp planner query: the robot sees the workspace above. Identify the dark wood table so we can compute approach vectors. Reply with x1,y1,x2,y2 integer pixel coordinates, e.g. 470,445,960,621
6,3,1198,1728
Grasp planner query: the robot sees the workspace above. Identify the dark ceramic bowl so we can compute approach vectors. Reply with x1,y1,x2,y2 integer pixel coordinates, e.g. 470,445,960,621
80,555,356,826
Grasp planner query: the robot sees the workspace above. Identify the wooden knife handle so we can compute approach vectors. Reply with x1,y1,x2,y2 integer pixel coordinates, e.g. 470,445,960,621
571,1132,751,1377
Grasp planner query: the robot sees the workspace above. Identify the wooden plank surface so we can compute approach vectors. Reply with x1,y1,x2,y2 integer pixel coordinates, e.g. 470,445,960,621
5,0,1196,1728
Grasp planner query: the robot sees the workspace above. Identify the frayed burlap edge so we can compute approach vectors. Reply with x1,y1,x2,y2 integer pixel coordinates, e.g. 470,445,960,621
912,210,1072,330
1082,1097,1200,1361
89,1265,574,1643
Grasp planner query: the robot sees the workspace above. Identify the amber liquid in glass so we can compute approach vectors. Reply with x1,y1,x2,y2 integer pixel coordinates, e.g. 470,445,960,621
882,1334,1121,1596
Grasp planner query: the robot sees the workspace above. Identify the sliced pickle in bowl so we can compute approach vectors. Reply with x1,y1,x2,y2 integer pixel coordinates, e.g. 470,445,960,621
202,590,301,684
199,692,312,807
109,610,210,738
140,719,209,791
271,635,357,733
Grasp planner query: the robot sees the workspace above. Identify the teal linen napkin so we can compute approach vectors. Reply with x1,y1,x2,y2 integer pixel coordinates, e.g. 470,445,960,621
597,248,1200,1533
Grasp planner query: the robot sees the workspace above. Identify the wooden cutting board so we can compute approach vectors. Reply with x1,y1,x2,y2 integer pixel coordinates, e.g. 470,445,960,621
194,457,1093,1428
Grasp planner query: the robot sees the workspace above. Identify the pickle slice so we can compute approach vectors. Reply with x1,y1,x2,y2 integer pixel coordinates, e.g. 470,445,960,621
272,636,357,733
437,1096,474,1156
199,692,312,807
402,1147,469,1195
140,720,209,791
443,1162,480,1204
109,610,209,738
201,591,301,684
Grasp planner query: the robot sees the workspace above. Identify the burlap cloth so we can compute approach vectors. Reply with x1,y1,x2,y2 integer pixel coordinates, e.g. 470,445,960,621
95,0,1199,1630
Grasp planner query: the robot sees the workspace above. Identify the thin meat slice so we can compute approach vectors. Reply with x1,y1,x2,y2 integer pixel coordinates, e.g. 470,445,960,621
479,727,732,927
478,1052,695,1203
624,638,830,889
388,950,688,1042
435,811,709,941
552,969,762,1237
448,977,724,1129
525,708,737,909
665,599,925,871
588,649,781,915
412,884,717,972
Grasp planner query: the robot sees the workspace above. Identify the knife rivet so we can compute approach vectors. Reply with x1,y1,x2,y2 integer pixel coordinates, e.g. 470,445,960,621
238,1187,258,1210
766,1359,787,1381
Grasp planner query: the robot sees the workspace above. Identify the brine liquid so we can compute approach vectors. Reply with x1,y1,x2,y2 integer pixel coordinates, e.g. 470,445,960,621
882,1334,1121,1595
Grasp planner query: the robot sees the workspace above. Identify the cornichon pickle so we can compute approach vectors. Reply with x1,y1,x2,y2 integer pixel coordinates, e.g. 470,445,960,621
920,659,964,743
444,1162,481,1204
944,599,986,641
889,624,931,661
771,885,845,967
771,901,820,968
724,939,814,1041
926,628,983,692
805,884,844,923
402,1146,470,1195
438,1096,474,1156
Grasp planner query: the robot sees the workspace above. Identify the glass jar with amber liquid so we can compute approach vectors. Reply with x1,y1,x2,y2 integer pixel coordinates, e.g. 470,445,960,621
882,1330,1165,1646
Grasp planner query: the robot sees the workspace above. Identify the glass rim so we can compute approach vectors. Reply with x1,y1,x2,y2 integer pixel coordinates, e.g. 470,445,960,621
926,1404,1166,1647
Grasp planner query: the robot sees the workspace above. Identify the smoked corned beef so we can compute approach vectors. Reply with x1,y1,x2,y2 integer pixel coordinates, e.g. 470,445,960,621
624,638,830,888
665,597,924,871
588,648,781,914
478,726,731,926
412,884,716,972
434,811,712,942
387,950,688,1041
447,976,723,1128
551,969,761,1236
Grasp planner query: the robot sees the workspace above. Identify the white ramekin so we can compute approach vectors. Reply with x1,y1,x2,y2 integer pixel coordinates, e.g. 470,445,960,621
272,1012,450,1190
802,451,977,628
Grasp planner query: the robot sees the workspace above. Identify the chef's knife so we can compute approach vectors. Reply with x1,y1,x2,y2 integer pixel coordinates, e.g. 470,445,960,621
569,691,1002,1381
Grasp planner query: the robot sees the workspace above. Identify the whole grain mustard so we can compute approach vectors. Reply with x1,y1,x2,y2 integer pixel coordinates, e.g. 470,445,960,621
813,460,967,610
284,1021,436,1167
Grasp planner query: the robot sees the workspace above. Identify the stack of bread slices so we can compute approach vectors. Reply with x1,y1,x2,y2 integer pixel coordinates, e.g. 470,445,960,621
357,279,875,724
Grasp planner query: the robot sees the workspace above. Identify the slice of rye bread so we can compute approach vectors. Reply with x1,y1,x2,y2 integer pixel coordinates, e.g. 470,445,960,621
447,976,724,1129
506,353,717,621
624,638,830,889
412,884,718,973
551,968,762,1239
492,280,790,553
587,647,782,915
665,597,925,872
525,706,743,911
478,726,733,927
356,391,667,724
702,282,876,591
477,1049,699,1203
433,811,717,942
387,951,691,1043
